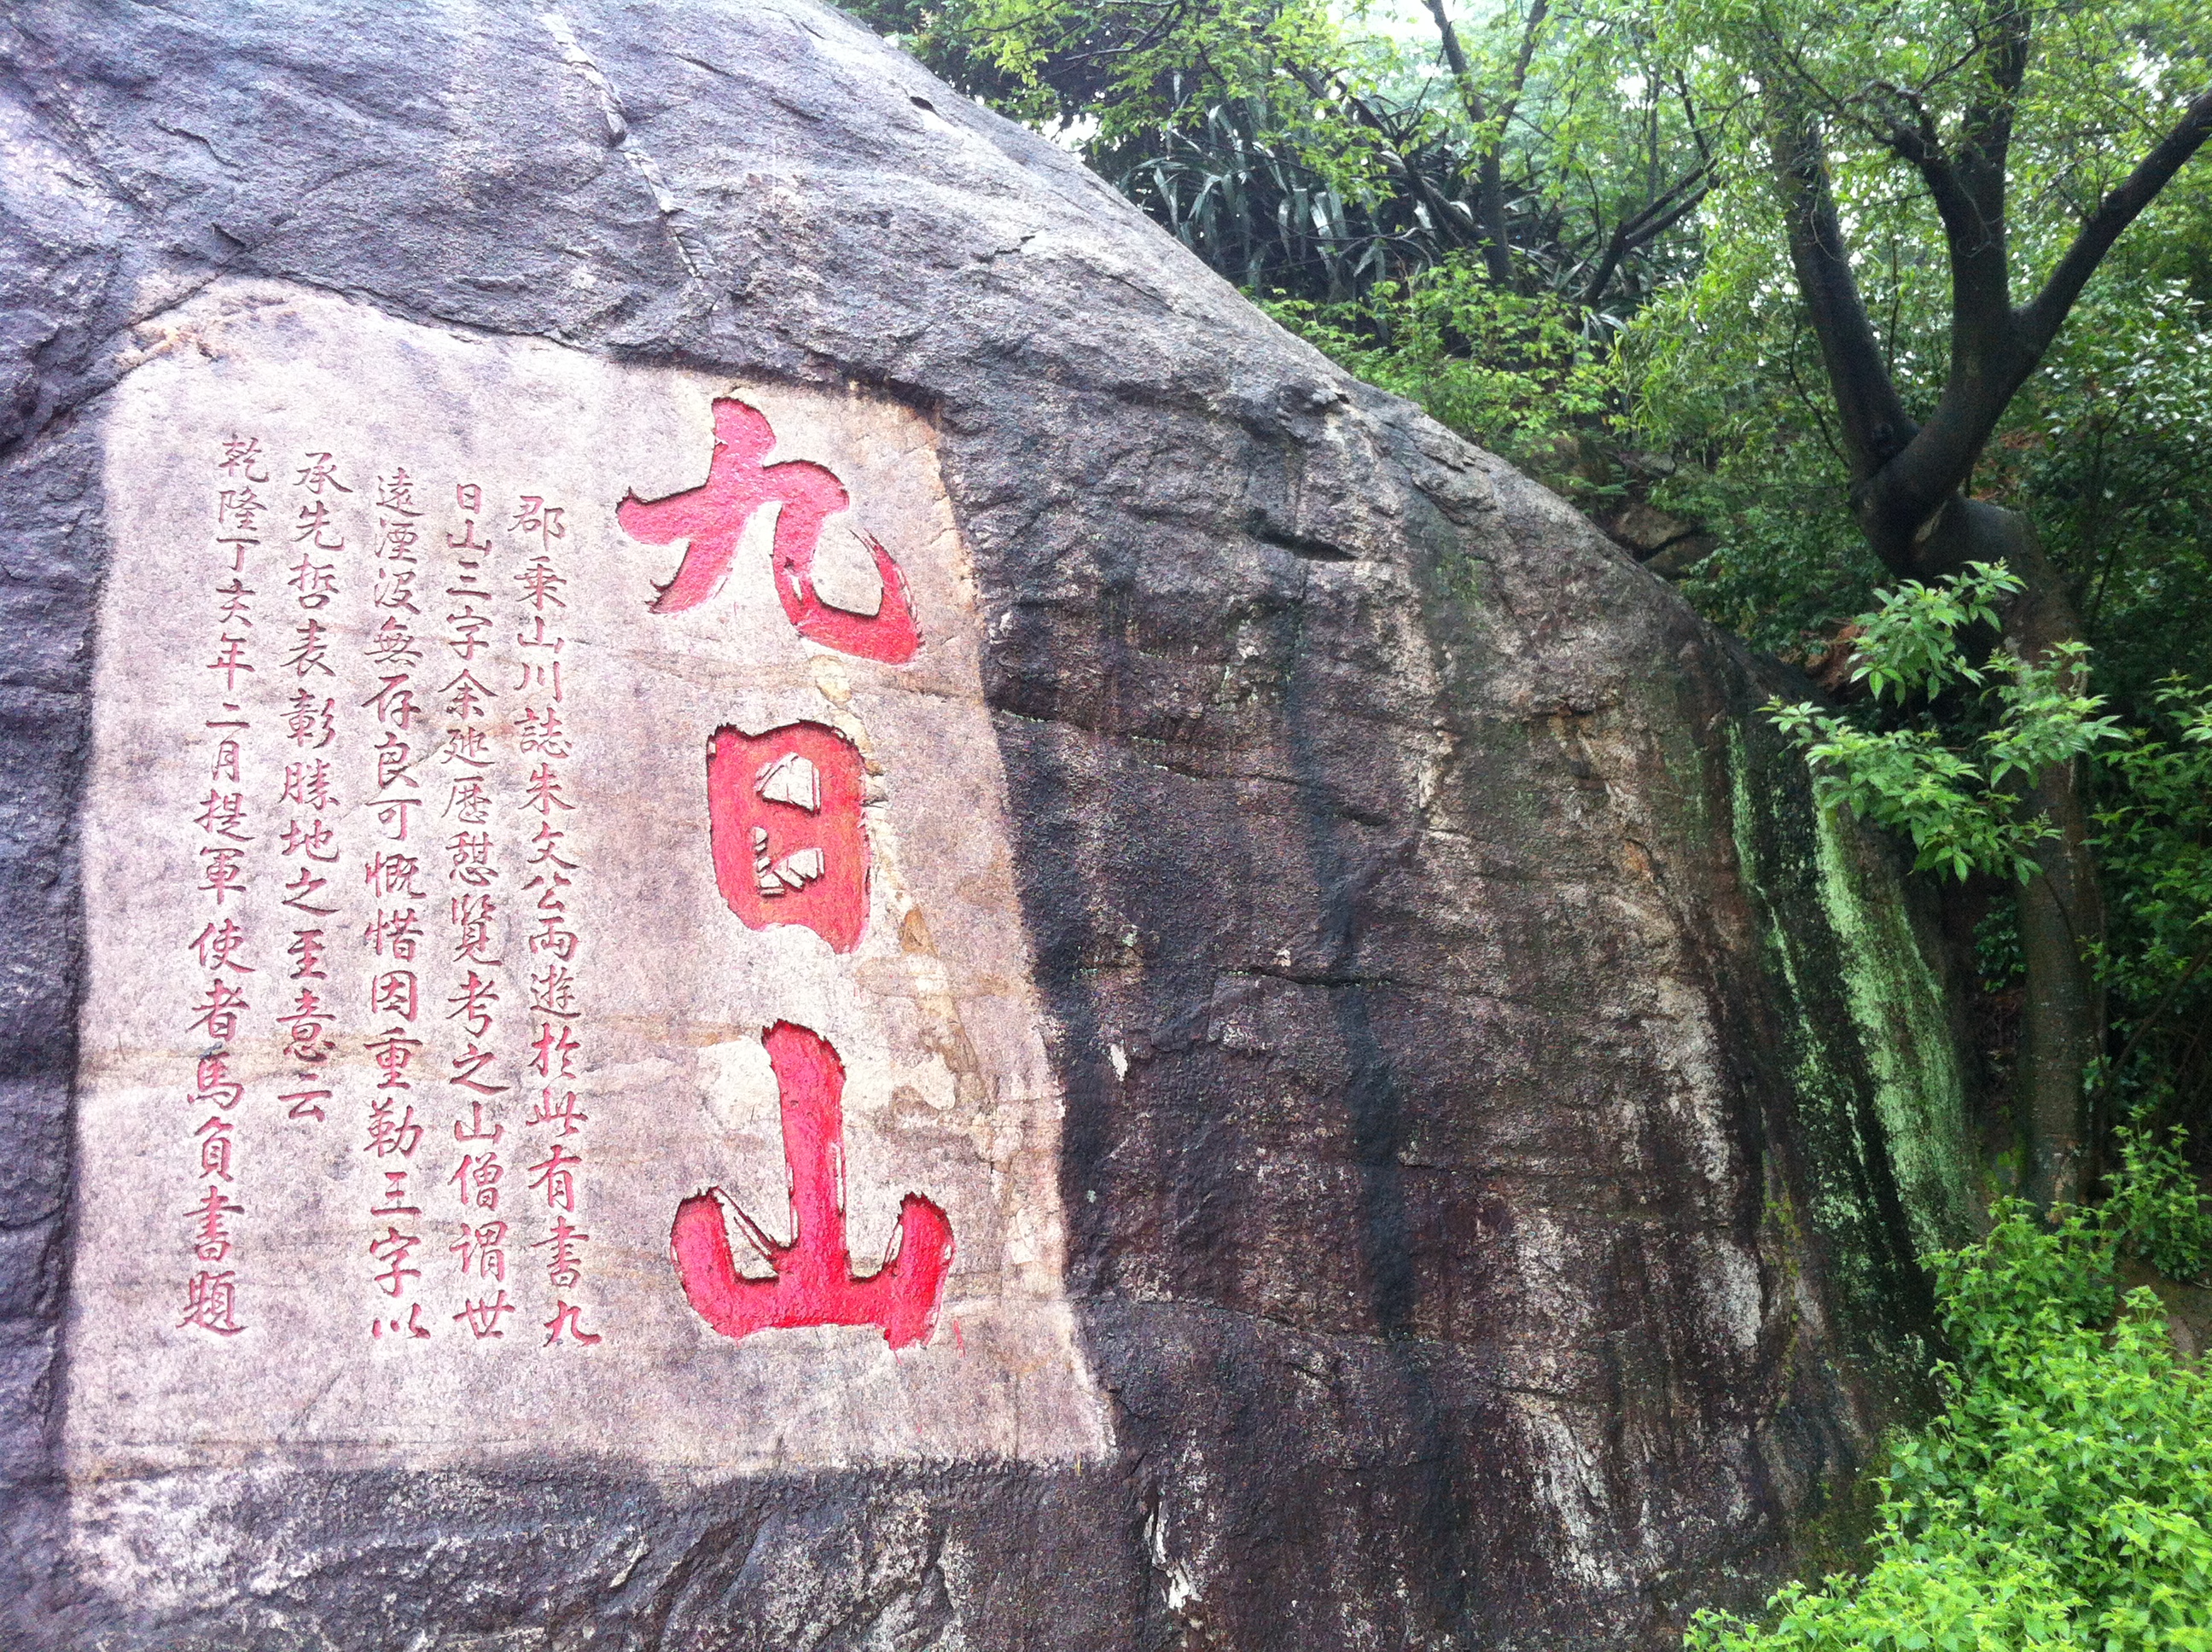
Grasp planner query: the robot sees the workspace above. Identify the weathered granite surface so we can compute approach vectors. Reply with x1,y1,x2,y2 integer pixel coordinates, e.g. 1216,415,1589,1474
0,2,1970,1646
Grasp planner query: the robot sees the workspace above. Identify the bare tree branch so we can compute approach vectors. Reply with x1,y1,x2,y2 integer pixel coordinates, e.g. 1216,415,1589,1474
1422,0,1550,285
1866,81,2212,561
1769,99,1920,509
1580,163,1708,310
2018,85,2212,358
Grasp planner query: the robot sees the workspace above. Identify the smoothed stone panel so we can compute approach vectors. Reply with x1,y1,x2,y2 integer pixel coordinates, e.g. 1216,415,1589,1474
69,282,1106,1473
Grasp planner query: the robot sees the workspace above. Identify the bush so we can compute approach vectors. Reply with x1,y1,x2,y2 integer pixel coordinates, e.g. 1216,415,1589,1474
1261,264,1616,497
2105,1121,2212,1285
1687,1203,2212,1652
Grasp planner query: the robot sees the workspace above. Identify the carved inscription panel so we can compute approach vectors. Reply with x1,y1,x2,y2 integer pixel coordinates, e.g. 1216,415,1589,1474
66,283,1107,1471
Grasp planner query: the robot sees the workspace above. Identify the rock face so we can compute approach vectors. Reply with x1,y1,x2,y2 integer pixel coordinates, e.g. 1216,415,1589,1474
0,3,1971,1648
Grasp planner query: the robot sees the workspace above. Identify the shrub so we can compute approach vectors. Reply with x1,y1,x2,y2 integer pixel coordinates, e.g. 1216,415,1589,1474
2105,1121,2212,1285
1687,1203,2212,1652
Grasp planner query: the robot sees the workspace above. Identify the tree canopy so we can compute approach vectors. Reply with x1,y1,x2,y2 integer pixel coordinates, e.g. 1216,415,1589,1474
855,0,2212,1187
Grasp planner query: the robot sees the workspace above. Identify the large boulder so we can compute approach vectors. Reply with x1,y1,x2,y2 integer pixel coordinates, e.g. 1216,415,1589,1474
0,3,1972,1647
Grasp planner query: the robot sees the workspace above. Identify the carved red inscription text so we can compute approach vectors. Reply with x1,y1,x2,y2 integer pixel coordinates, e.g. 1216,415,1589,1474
615,398,920,663
671,1021,953,1350
706,720,870,955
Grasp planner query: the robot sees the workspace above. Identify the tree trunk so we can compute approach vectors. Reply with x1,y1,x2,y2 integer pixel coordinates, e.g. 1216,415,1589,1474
1475,149,1514,288
1939,499,2106,1207
1421,0,1540,290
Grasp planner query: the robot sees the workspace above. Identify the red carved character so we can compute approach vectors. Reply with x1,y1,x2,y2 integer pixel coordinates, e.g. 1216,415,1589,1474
615,398,920,663
178,1269,246,1336
706,721,870,955
454,1291,515,1338
670,1021,952,1352
542,1300,603,1347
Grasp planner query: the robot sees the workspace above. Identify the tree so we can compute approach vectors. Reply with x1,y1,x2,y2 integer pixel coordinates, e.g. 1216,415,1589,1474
855,0,2212,1207
856,0,1709,320
1659,0,2212,1207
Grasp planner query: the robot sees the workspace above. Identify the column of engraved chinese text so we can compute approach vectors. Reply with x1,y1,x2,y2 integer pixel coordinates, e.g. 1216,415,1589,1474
357,461,432,1341
443,481,514,1342
270,448,345,1265
178,435,270,1339
513,492,599,1347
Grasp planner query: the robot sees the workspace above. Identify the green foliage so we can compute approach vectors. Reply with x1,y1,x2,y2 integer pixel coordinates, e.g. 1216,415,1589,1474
1930,1202,2119,1378
1974,902,2025,991
2084,766,2212,1013
1689,1202,2212,1652
1109,97,1412,302
851,0,1405,210
854,0,1360,159
1986,282,2212,714
2090,679,2212,1110
853,0,1709,314
2104,1120,2212,1283
1767,567,2123,882
1846,565,2022,707
1263,262,1616,491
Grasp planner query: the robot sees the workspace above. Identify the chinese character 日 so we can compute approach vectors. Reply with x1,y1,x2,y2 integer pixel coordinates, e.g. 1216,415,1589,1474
705,721,870,954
